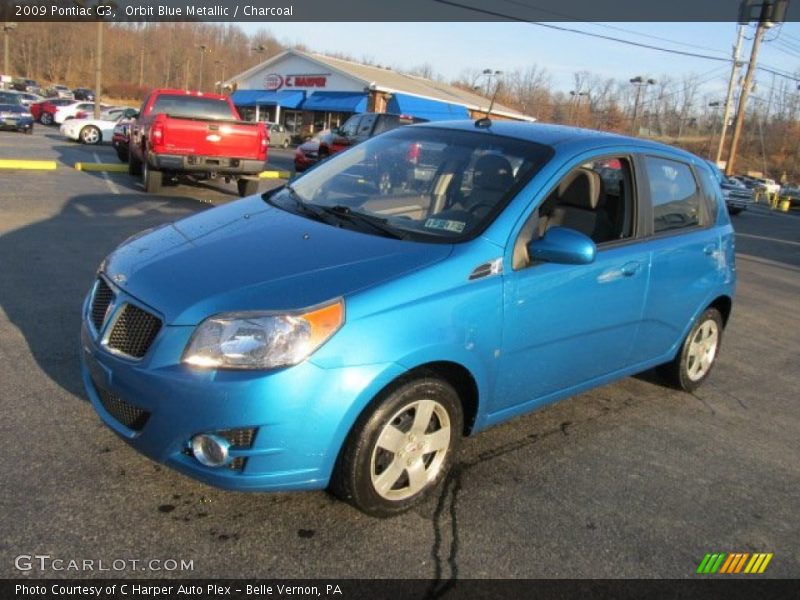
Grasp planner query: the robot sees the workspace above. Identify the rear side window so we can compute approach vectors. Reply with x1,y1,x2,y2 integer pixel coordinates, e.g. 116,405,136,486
150,95,235,120
644,156,702,233
357,114,376,136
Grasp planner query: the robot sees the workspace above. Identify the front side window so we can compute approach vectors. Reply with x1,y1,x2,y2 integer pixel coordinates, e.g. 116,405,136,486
644,156,702,233
267,127,553,243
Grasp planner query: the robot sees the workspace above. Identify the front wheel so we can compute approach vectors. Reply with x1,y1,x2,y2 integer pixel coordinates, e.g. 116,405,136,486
331,377,463,517
728,207,743,215
40,112,53,125
659,308,723,392
80,125,101,145
237,178,259,197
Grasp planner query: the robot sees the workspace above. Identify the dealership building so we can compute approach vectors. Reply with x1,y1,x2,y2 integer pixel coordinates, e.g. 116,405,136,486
223,49,533,136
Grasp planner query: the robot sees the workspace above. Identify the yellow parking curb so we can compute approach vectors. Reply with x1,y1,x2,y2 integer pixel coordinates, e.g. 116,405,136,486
0,159,57,170
74,162,128,172
259,170,292,179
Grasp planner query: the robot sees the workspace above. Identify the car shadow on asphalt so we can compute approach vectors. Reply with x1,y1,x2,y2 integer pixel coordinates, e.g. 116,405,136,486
0,192,206,399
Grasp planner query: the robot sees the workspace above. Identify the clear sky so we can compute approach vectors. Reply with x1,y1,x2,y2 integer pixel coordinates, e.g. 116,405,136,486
239,21,800,99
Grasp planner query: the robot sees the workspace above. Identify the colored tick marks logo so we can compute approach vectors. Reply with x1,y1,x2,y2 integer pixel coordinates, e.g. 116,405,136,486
697,552,773,574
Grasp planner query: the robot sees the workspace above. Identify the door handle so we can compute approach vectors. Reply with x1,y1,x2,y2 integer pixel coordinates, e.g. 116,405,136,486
621,261,641,277
703,243,716,256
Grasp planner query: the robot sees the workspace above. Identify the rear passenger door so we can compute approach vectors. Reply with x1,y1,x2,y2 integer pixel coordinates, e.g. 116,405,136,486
628,154,722,364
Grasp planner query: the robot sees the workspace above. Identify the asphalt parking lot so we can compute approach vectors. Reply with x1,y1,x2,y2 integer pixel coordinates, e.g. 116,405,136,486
1,127,798,581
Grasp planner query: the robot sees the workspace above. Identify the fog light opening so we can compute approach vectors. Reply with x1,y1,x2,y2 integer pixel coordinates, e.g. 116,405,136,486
191,434,231,468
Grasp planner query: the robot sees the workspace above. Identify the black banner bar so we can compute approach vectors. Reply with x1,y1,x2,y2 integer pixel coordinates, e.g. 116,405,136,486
4,579,800,600
2,0,800,23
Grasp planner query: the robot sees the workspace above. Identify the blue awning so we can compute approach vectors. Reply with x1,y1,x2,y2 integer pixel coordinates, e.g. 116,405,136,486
301,91,368,113
230,90,306,108
387,93,470,121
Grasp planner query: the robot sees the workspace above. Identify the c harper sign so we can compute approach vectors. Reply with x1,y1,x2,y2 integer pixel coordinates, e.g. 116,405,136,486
264,73,330,91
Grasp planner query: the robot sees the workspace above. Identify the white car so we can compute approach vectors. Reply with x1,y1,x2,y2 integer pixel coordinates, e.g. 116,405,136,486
48,84,74,100
53,101,110,125
59,107,136,145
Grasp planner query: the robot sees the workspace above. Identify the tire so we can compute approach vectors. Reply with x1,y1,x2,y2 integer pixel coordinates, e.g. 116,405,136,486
80,125,101,145
659,308,724,392
40,112,53,126
728,207,743,216
237,178,259,197
377,171,393,195
331,377,463,517
115,148,128,164
142,160,162,193
25,126,33,135
128,149,142,176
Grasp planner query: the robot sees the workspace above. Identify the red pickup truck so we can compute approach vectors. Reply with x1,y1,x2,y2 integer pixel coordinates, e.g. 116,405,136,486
128,89,268,196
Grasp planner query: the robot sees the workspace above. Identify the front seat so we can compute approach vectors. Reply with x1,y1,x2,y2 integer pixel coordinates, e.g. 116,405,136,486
544,168,606,239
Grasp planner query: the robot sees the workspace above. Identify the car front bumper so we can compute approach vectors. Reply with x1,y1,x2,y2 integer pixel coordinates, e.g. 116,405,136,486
149,153,265,176
79,289,403,492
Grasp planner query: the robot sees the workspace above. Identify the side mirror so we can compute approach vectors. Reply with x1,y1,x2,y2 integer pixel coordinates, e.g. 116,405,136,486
527,226,597,265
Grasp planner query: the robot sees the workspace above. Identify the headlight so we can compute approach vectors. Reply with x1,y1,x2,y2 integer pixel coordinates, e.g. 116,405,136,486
182,299,345,370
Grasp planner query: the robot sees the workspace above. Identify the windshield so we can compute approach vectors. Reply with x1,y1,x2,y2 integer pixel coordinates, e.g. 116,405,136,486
268,126,553,242
151,95,236,120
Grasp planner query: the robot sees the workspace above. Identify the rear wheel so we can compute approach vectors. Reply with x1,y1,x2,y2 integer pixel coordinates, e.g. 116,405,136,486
40,112,53,126
331,377,462,517
659,308,723,392
142,160,162,193
115,148,128,163
128,149,142,176
728,207,743,215
80,125,101,145
237,178,259,197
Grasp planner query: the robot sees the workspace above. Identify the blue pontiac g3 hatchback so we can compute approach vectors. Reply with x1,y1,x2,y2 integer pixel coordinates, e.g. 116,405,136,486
81,121,735,516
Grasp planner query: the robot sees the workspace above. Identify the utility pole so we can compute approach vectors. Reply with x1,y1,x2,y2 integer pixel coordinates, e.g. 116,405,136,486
715,24,745,165
726,0,787,176
94,22,103,119
198,44,208,91
3,23,17,77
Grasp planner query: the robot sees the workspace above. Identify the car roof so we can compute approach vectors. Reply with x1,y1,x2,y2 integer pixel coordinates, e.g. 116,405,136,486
413,120,700,162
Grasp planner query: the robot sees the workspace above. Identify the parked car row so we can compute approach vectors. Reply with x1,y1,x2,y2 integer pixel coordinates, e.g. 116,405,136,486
0,103,34,134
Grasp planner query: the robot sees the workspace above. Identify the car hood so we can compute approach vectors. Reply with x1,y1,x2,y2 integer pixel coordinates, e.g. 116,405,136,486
102,195,452,325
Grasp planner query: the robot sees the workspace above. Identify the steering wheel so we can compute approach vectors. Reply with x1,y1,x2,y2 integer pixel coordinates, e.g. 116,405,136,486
468,202,494,218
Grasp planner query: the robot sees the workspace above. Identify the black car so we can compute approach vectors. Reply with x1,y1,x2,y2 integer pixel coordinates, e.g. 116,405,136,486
73,88,95,101
0,104,35,133
294,113,427,172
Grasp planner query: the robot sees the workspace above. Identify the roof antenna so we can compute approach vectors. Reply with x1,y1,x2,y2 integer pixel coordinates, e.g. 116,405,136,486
475,70,502,129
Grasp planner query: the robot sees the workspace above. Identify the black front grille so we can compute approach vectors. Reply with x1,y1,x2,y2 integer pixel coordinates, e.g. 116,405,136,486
107,304,162,358
96,385,150,431
90,279,114,331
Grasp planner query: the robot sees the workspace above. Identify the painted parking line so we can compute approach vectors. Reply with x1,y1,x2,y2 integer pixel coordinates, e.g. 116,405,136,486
0,159,57,170
736,233,800,247
93,152,120,195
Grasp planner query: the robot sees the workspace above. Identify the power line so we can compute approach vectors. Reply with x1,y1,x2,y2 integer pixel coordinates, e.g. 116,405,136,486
495,0,731,57
433,0,734,63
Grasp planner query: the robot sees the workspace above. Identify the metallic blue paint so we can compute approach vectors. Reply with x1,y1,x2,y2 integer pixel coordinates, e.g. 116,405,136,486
81,121,736,492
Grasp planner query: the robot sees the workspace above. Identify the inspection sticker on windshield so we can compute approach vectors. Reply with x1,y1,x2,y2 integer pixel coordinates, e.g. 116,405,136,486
424,218,466,233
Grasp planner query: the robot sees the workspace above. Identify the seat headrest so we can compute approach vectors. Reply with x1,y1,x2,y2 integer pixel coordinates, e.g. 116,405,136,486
558,168,602,210
473,154,514,192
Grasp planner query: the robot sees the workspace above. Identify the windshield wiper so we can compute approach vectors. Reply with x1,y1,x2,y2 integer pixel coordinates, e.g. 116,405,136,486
319,205,408,240
267,185,335,225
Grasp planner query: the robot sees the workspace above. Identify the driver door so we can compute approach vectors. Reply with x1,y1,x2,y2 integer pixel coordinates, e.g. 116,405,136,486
491,154,651,415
